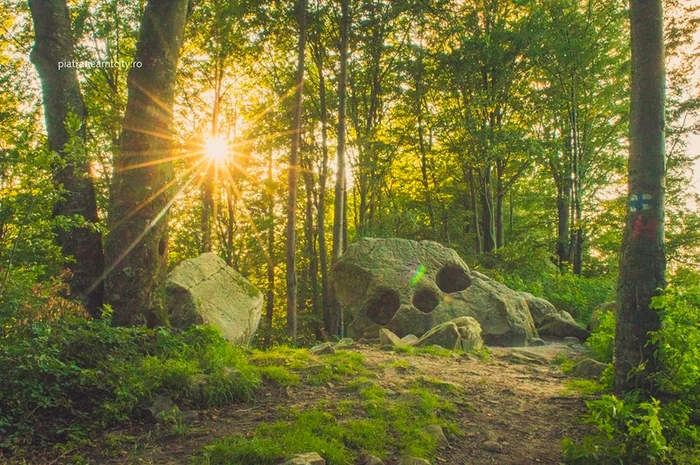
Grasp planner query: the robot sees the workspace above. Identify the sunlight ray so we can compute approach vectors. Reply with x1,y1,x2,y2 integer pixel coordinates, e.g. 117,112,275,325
110,156,210,232
87,162,208,296
218,164,273,268
116,151,202,172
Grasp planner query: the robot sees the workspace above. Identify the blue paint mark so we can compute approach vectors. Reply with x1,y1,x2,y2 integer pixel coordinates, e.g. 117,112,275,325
630,193,652,212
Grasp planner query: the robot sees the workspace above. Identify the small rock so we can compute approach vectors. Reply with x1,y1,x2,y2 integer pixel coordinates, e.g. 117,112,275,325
528,338,547,347
563,336,580,345
401,334,419,345
309,342,336,355
362,455,384,465
398,456,431,465
570,358,607,379
538,313,590,341
482,440,502,453
282,452,326,465
337,337,355,348
141,395,180,423
422,424,449,447
379,328,403,346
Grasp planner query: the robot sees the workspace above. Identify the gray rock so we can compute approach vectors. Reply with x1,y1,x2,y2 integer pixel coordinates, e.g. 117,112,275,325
398,456,431,465
482,440,502,452
282,452,326,465
309,342,336,355
538,313,590,341
564,336,581,345
379,327,403,346
331,238,537,346
528,338,547,347
362,455,384,465
520,292,558,326
422,424,449,447
166,253,262,345
570,358,607,379
414,317,483,351
337,337,355,348
401,334,420,345
141,395,179,423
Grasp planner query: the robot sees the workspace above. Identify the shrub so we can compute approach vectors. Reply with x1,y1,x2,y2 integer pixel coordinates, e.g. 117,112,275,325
0,316,260,454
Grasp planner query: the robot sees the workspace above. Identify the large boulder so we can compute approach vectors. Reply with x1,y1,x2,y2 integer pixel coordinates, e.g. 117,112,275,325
331,238,537,346
166,253,262,344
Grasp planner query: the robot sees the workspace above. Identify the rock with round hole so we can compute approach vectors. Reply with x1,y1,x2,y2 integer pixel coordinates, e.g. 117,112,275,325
330,238,537,346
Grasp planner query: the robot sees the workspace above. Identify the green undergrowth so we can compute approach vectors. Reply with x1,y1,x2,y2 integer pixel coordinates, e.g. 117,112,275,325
200,380,460,465
391,343,492,361
563,280,700,464
0,315,261,454
250,346,367,385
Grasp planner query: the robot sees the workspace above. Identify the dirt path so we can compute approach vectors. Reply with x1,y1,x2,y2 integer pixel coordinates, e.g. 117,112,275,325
62,343,588,465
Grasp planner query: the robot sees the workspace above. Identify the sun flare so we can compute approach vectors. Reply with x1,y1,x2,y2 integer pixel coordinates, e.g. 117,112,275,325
205,137,228,162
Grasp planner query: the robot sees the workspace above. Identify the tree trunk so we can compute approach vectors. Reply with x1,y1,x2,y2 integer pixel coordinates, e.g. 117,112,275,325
105,0,191,327
481,165,496,253
495,160,505,249
286,0,307,341
329,0,349,337
28,0,105,317
556,184,571,270
265,152,275,348
316,45,331,334
614,0,666,394
468,167,482,254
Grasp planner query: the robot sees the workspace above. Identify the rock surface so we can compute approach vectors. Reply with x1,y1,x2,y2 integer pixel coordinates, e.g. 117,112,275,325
414,317,483,351
538,313,590,341
331,238,537,346
166,252,263,345
282,452,326,465
570,358,607,379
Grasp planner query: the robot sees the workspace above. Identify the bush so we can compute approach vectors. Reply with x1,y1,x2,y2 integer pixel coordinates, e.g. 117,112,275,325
0,315,260,454
563,394,668,465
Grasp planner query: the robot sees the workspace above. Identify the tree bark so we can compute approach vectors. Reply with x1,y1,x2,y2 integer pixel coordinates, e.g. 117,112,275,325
315,44,331,334
28,0,105,317
614,0,666,394
329,0,349,337
286,0,307,341
265,151,275,348
105,0,191,327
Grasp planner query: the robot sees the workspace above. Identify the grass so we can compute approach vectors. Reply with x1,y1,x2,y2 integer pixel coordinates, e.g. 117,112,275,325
200,376,459,465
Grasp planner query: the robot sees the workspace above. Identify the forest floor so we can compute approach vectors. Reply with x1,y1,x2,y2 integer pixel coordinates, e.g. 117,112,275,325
38,341,592,465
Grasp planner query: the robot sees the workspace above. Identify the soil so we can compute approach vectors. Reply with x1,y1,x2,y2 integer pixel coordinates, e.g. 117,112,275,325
30,341,592,465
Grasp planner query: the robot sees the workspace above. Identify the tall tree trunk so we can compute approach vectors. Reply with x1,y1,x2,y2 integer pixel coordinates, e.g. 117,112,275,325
316,45,331,333
286,0,307,341
495,159,505,248
302,167,319,336
614,0,666,394
105,0,191,327
556,183,571,270
481,165,496,253
28,0,105,317
468,167,482,254
265,152,275,348
201,66,224,253
329,0,349,337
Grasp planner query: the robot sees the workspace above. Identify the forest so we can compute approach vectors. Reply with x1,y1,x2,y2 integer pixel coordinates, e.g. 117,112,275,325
1,0,700,463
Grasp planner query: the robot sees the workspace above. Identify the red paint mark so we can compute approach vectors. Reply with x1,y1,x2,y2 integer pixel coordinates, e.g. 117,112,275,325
632,215,658,240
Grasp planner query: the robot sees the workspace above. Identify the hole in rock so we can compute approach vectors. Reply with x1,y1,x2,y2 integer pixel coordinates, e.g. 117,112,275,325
436,265,472,293
412,288,439,313
365,289,400,325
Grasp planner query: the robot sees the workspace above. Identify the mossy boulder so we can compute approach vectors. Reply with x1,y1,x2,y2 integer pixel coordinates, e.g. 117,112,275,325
166,253,262,345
